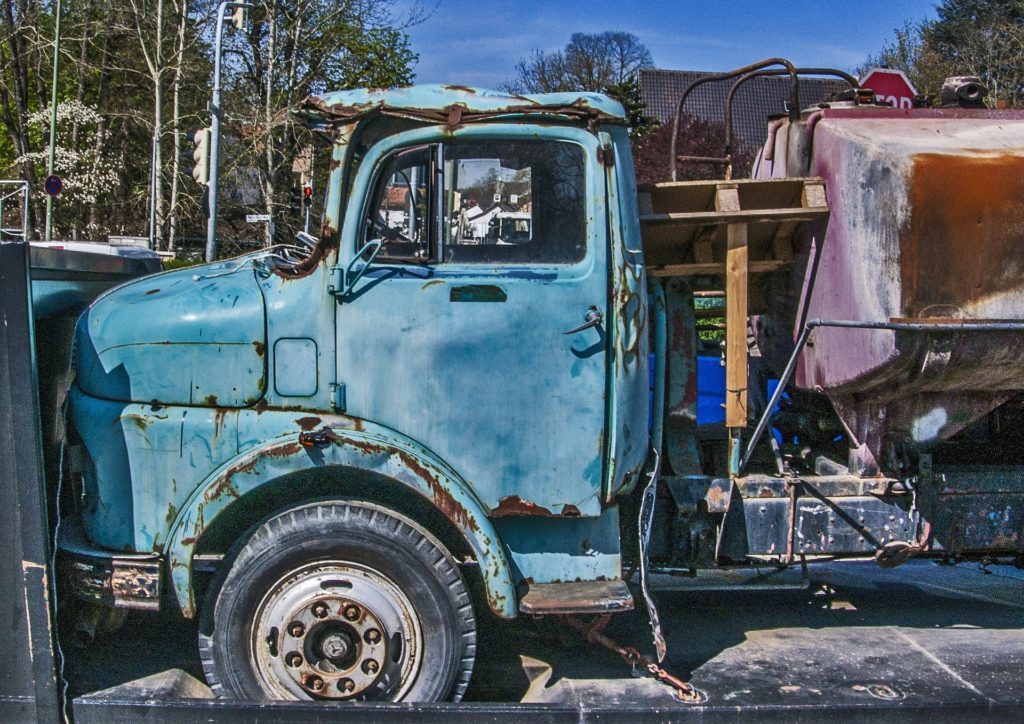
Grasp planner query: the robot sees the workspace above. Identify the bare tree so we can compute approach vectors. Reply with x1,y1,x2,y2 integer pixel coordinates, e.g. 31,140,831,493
223,0,419,247
506,31,653,94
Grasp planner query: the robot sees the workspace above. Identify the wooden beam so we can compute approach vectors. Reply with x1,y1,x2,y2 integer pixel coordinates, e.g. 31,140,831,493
716,186,748,430
647,260,790,278
640,206,828,227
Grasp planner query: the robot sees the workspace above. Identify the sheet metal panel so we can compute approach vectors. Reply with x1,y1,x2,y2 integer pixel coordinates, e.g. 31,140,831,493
0,241,61,723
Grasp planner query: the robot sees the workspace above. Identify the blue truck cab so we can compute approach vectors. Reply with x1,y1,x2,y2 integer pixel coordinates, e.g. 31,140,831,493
62,86,650,702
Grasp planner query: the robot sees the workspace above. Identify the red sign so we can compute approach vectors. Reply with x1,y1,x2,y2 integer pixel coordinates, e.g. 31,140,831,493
860,68,918,109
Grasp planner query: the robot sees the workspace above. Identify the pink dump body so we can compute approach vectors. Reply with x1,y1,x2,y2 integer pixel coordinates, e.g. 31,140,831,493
760,108,1024,458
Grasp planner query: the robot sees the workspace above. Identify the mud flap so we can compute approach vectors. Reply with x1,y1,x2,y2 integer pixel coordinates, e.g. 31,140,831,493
637,447,666,662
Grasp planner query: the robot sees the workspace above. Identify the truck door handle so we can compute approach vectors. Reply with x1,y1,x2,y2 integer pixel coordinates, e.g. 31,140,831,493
562,306,603,335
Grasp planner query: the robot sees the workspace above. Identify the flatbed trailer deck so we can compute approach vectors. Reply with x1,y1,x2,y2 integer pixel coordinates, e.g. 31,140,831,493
4,242,1023,724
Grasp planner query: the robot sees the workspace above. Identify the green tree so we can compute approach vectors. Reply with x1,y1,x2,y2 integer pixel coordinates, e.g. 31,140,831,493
603,77,658,139
861,0,1024,107
0,0,421,249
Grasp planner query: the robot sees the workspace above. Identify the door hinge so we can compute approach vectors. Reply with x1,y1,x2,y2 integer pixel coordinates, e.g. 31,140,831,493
329,383,346,412
328,265,343,296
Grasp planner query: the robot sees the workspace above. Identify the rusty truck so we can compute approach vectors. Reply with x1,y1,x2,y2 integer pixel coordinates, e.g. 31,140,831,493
52,60,1024,704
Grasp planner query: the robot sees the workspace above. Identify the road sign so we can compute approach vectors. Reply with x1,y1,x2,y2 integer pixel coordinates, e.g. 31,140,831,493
43,175,62,197
246,214,271,223
860,68,918,109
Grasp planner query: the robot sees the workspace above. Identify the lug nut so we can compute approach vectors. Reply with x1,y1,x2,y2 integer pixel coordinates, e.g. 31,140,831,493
338,678,355,693
364,628,381,644
286,652,303,667
312,602,329,619
343,604,361,621
306,674,324,692
288,622,305,638
363,659,379,674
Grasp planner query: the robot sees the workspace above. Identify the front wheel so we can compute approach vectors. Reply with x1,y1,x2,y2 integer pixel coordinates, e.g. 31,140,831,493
199,500,476,702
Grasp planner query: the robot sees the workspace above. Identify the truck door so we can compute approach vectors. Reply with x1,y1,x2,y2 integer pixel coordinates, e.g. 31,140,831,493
335,127,608,516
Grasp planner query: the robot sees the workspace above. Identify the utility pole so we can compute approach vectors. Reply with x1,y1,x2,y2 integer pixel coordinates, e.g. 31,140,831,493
44,0,63,242
205,1,252,262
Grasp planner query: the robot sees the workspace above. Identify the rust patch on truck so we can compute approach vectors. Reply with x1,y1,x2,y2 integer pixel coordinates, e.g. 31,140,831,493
295,416,322,431
902,153,1024,316
490,496,583,518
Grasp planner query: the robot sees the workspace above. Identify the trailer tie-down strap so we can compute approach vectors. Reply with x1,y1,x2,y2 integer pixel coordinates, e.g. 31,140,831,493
562,615,703,703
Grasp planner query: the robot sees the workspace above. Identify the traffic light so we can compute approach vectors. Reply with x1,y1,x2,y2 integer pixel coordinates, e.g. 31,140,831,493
191,127,212,186
289,184,312,212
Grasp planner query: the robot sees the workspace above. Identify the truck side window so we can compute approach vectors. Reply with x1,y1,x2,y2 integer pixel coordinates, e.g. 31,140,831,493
443,140,586,264
364,145,435,262
363,140,586,265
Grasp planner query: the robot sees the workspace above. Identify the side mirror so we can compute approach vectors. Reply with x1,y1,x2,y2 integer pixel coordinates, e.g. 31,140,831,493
330,239,382,297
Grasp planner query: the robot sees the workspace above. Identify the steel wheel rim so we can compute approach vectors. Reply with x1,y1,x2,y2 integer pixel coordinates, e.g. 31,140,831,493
250,561,423,701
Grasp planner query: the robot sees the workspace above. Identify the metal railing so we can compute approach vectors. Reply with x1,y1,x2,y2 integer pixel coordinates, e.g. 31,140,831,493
0,181,29,243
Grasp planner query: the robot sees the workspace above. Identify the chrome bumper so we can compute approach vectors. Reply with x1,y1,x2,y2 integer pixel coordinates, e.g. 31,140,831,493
58,519,162,611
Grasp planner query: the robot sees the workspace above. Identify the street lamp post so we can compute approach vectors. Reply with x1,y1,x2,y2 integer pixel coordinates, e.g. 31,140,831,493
205,1,252,263
44,0,63,242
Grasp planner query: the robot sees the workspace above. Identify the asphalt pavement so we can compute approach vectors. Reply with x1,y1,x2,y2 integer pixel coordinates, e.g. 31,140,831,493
70,558,1024,718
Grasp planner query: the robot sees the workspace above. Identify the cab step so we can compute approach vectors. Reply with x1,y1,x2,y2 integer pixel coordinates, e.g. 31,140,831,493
518,579,634,615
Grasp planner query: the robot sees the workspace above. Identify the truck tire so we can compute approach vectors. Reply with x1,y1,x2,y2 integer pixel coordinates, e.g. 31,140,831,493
198,500,476,702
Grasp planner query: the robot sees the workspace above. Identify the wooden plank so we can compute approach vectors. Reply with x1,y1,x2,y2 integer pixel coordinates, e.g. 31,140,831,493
771,181,827,262
640,206,829,226
647,259,790,277
802,181,827,210
772,221,798,261
693,226,716,263
717,186,749,429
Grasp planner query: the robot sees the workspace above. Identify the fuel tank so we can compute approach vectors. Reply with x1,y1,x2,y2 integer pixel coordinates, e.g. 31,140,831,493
757,107,1024,459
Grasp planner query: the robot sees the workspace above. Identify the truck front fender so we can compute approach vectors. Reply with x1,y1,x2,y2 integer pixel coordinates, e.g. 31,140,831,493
166,418,516,619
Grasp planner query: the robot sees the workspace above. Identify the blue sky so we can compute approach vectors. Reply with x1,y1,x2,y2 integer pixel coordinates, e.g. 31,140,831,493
402,0,939,89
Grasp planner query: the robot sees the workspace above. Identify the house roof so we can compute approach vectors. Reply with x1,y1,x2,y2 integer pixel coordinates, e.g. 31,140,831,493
639,68,849,152
466,202,517,220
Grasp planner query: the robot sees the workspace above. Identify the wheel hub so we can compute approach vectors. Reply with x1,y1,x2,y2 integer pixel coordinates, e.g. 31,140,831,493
251,563,421,701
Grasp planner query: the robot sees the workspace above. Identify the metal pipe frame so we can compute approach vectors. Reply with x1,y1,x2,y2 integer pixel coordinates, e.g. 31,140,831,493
669,58,799,181
739,318,1024,475
669,61,858,182
722,68,857,163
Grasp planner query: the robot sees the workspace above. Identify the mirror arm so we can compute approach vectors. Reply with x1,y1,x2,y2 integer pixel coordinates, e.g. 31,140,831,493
333,239,383,297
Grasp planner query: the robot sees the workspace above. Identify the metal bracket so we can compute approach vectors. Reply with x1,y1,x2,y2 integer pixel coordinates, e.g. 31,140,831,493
329,239,382,298
329,383,346,412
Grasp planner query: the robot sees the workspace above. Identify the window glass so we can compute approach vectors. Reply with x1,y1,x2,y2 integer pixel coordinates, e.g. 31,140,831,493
364,146,433,261
362,139,587,265
443,140,586,264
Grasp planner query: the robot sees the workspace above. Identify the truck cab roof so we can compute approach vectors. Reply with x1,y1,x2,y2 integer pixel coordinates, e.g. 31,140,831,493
299,84,627,128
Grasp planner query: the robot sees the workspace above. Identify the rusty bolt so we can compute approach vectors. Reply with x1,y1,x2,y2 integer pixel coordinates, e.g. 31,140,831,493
338,678,355,693
364,628,381,644
286,652,303,668
343,604,361,621
363,659,379,674
306,675,324,692
312,602,329,619
288,621,305,638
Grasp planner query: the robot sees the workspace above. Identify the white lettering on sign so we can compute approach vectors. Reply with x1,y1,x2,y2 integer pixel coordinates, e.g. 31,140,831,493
880,95,914,109
246,214,272,223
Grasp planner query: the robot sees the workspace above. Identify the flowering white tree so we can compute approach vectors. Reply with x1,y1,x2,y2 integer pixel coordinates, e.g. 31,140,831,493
16,101,121,239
